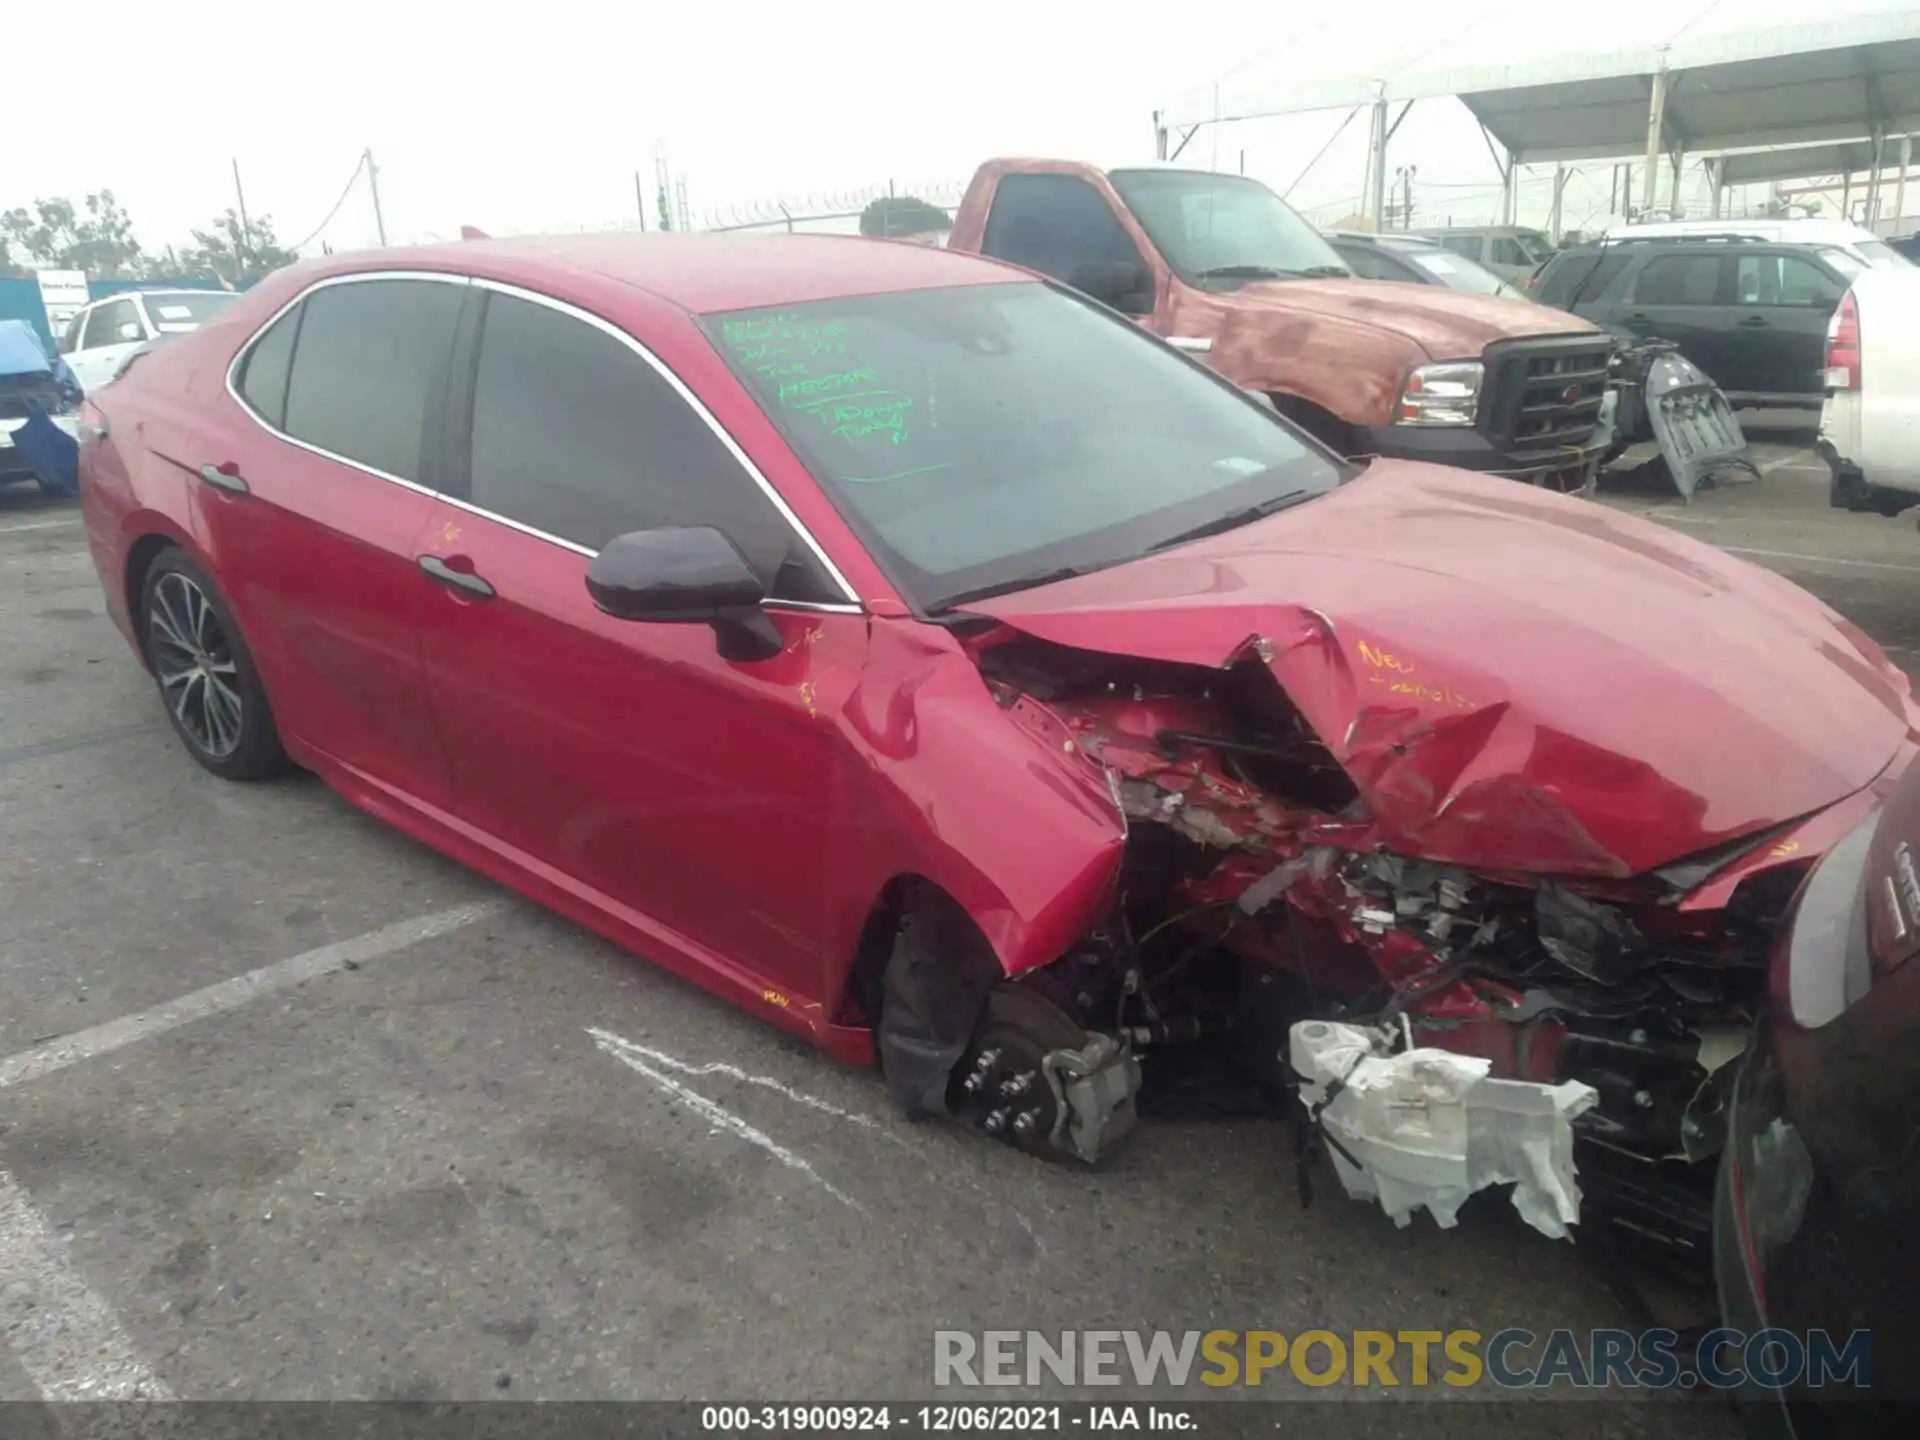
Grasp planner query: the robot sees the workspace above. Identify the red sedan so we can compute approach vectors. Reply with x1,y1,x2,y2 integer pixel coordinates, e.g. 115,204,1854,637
79,234,1920,1257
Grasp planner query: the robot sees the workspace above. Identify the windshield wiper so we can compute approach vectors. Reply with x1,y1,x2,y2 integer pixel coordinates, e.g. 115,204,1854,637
1148,490,1309,553
932,564,1095,613
1197,264,1349,281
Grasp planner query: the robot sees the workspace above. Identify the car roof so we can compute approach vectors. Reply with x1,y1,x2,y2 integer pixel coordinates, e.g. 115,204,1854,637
1329,230,1441,247
1604,218,1878,244
310,232,1025,315
1411,225,1544,236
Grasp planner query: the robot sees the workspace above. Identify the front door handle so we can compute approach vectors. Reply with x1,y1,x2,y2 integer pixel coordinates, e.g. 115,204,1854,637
198,462,249,495
418,554,495,599
1738,315,1770,328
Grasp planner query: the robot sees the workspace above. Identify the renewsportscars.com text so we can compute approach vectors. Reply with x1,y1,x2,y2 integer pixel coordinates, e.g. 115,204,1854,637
933,1328,1873,1391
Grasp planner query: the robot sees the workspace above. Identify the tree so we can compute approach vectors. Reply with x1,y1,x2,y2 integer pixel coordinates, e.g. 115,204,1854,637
0,191,145,275
858,194,952,240
172,209,299,287
0,237,24,278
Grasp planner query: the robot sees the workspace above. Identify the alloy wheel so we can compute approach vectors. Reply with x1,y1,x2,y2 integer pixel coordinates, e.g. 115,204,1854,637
148,571,244,759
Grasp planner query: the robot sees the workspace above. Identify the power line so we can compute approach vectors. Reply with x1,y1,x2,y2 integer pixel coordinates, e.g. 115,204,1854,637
1283,106,1364,198
287,153,369,253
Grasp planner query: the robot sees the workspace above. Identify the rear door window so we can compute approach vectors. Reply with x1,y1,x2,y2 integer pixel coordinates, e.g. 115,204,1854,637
236,304,301,429
1439,235,1482,259
462,289,833,597
280,278,465,483
1631,253,1723,305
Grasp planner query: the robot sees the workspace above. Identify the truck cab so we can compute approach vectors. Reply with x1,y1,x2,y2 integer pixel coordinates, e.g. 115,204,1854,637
947,159,1617,488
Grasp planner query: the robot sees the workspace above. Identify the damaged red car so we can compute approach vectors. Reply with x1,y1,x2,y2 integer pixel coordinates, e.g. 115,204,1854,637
78,235,1920,1261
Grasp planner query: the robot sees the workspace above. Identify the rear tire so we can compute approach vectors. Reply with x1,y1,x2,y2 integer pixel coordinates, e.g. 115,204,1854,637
139,548,289,782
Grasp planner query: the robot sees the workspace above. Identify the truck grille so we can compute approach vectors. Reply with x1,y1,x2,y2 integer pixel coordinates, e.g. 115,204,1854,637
1479,335,1613,453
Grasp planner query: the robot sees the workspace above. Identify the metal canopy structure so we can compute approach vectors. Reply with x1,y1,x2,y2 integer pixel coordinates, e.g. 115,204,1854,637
1155,12,1920,228
1714,139,1892,186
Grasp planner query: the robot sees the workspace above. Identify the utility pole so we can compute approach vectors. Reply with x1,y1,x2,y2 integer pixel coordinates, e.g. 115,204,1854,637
365,148,388,245
231,158,252,269
1397,165,1416,229
634,171,647,231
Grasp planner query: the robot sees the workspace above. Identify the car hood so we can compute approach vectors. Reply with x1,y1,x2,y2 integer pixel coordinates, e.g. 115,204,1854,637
1214,277,1598,358
966,462,1918,878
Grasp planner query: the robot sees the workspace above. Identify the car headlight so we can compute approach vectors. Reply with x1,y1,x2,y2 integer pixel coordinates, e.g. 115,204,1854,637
1396,361,1483,427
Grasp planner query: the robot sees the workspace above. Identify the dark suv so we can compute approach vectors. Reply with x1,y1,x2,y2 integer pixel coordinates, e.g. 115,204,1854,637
1531,235,1860,408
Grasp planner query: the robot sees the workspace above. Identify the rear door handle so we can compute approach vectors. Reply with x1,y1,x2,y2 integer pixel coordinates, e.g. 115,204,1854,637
198,462,249,495
418,554,495,599
1738,315,1770,328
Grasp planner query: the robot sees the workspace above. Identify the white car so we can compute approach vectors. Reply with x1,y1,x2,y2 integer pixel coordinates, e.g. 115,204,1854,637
57,288,240,392
1819,267,1920,514
1605,218,1910,274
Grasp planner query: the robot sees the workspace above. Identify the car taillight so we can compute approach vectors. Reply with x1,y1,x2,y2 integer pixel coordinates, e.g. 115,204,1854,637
1825,289,1861,390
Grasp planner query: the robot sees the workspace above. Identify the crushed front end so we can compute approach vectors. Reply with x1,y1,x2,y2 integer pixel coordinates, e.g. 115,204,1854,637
956,628,1915,1265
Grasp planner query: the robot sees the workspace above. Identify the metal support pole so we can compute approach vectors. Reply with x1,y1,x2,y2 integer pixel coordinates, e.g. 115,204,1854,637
1548,162,1566,241
1365,91,1389,225
1842,171,1853,224
231,158,252,268
1668,149,1683,217
1898,135,1912,233
1707,158,1724,218
1868,132,1886,228
1501,156,1517,226
365,148,387,246
634,171,647,230
1642,63,1669,217
1153,110,1168,162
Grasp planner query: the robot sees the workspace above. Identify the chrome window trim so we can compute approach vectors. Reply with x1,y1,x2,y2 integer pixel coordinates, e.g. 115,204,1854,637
223,269,470,499
466,277,861,607
223,269,865,613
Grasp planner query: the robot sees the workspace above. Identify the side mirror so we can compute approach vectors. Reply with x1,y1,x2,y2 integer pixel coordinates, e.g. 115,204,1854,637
584,526,782,662
117,321,143,342
1069,260,1154,315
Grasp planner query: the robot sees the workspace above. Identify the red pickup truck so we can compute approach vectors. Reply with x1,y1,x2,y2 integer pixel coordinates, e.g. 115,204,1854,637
947,158,1617,487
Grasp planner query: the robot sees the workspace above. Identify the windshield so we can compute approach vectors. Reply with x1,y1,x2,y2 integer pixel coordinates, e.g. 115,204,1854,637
1856,239,1913,270
141,291,238,333
701,282,1341,612
1108,169,1349,281
1380,240,1519,297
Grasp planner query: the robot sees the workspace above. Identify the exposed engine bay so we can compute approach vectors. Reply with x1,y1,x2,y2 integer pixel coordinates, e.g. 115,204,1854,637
927,632,1810,1263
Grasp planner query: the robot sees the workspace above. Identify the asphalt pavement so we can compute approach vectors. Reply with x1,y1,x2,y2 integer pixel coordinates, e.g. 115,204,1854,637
0,420,1896,1433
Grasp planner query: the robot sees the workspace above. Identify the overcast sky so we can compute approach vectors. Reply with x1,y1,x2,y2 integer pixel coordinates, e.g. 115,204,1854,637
9,0,1913,256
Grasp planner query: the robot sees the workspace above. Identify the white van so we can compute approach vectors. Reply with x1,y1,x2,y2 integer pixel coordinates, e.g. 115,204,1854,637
1602,218,1909,272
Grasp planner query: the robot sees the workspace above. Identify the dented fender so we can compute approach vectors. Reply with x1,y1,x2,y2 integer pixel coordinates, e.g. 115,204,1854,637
821,618,1125,998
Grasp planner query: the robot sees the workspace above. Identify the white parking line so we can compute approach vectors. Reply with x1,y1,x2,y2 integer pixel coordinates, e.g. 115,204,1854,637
0,901,504,1092
0,517,82,535
0,901,505,1402
1720,546,1920,574
591,1028,865,1211
0,1170,172,1400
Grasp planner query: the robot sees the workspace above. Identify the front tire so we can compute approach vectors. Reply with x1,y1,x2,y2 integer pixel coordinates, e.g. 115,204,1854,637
140,549,288,781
